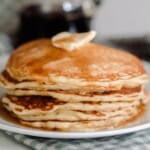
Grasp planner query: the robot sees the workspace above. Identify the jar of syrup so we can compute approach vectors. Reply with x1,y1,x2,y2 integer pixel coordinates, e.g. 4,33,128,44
15,0,100,47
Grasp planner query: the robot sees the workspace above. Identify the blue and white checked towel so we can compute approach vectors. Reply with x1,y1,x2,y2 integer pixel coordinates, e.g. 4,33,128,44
5,129,150,150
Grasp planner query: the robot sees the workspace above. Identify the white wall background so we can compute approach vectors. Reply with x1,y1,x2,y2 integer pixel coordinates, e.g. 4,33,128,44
92,0,150,38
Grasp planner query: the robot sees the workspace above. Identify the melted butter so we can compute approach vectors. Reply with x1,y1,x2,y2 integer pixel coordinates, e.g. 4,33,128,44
54,36,75,45
51,31,96,51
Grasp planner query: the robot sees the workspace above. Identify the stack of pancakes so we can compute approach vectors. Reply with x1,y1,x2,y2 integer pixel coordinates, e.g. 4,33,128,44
0,33,149,131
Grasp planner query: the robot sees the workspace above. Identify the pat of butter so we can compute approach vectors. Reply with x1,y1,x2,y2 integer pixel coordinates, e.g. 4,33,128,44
51,31,96,51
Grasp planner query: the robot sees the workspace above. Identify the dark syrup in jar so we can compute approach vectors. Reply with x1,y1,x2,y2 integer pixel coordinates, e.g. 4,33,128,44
15,4,91,47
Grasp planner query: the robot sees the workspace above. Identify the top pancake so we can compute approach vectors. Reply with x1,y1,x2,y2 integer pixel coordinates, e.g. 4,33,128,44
6,39,147,84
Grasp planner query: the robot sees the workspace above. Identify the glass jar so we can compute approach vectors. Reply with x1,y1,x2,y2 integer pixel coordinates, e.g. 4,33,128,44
15,0,100,46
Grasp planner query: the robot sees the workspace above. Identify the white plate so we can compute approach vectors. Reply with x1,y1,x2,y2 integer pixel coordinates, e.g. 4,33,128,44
0,60,150,139
0,102,149,139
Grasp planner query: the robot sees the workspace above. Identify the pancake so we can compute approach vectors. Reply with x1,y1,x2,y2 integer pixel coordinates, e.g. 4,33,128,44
6,87,144,102
20,111,143,132
0,70,146,102
0,70,148,92
0,31,149,131
2,95,142,121
4,39,148,92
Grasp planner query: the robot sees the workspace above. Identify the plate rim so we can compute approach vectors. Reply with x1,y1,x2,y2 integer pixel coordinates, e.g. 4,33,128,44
0,121,150,139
